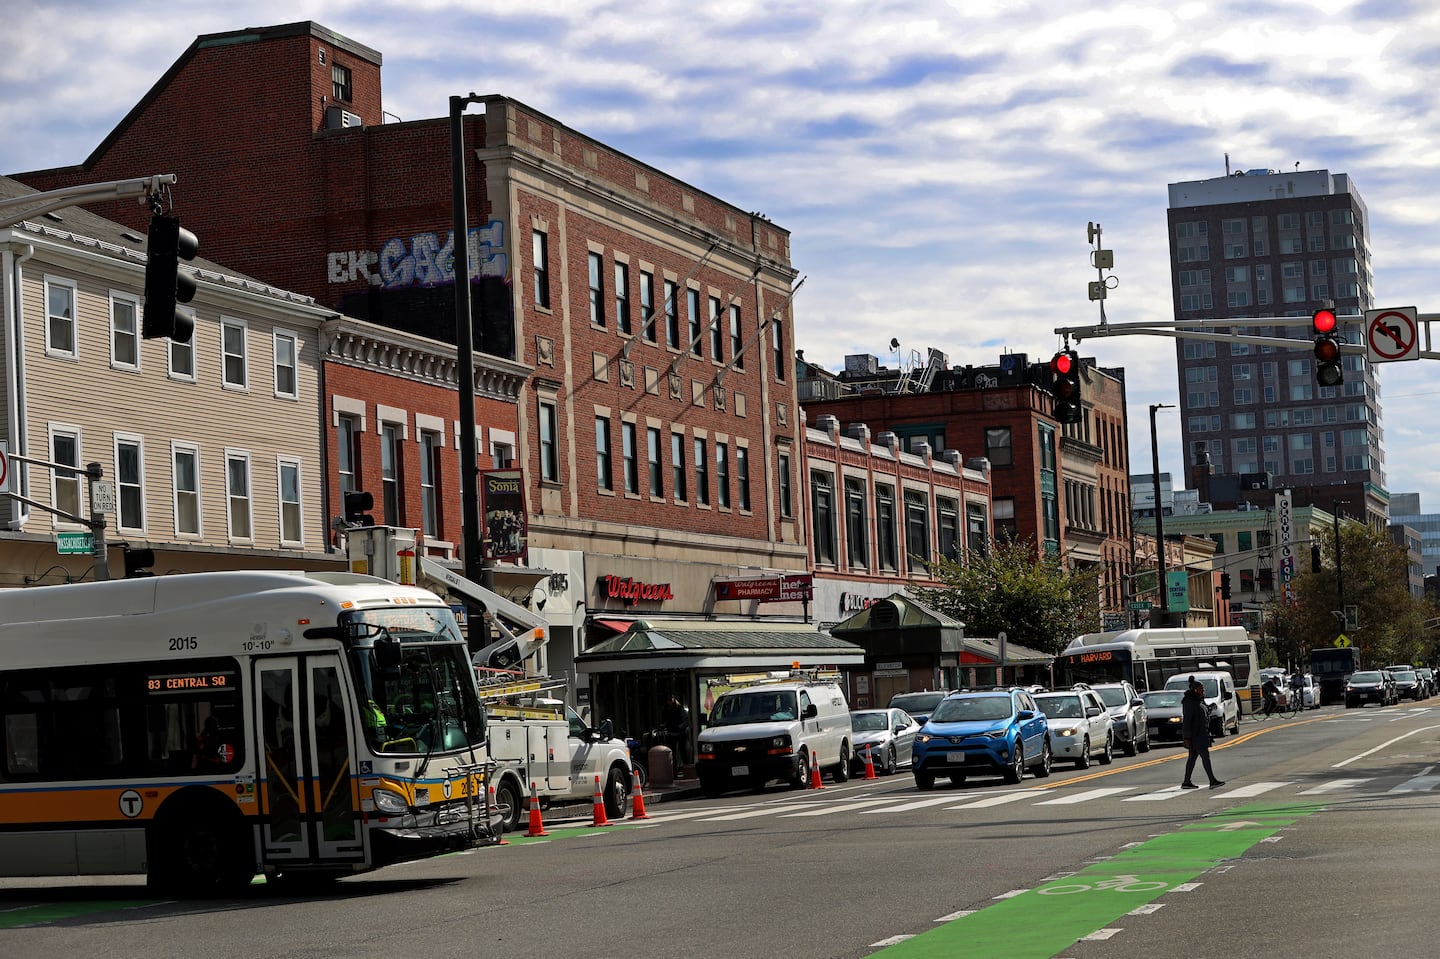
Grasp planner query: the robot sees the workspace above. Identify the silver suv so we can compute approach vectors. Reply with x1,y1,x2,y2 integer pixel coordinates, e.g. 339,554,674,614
1086,681,1150,755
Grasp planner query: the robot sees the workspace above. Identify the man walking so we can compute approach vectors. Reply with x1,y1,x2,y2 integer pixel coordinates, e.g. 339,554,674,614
1181,676,1224,790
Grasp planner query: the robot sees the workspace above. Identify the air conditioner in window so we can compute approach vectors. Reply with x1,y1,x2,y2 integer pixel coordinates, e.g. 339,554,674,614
325,106,363,129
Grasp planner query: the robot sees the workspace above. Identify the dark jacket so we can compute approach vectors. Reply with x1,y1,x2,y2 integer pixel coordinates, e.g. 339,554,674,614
1180,687,1212,746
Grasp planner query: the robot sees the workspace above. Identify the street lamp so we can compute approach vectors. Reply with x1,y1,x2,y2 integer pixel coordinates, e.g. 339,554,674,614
1150,403,1174,626
1332,500,1348,631
451,93,488,589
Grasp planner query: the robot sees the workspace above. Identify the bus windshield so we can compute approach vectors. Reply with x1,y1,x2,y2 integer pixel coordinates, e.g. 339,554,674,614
343,607,486,755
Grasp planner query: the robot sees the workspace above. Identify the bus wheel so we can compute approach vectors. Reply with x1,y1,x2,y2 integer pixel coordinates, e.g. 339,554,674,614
148,796,254,896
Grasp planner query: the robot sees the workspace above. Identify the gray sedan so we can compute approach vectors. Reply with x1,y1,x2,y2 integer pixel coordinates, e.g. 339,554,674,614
1141,689,1188,744
849,708,920,775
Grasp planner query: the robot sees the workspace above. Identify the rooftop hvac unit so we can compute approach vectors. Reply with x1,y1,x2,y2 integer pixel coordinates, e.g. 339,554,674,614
325,106,363,129
844,353,879,376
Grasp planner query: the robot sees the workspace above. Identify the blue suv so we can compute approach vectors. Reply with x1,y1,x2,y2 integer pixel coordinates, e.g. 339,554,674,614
912,688,1051,789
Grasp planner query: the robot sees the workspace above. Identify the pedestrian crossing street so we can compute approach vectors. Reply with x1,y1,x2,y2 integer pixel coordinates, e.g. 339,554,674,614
644,769,1440,825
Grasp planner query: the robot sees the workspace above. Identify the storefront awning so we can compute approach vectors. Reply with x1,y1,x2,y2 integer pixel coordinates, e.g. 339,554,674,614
575,618,865,673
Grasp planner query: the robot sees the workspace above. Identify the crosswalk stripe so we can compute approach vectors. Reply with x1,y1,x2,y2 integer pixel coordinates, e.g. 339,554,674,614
1220,781,1291,798
1298,778,1371,794
699,802,824,821
1389,774,1440,792
946,792,1033,810
861,794,980,814
782,798,894,817
1035,787,1135,805
1122,786,1188,802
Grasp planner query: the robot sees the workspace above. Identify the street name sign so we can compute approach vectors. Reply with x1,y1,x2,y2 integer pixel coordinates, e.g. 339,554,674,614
57,531,94,555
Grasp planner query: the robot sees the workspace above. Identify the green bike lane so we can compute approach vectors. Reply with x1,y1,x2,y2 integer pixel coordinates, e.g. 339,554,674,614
871,800,1326,959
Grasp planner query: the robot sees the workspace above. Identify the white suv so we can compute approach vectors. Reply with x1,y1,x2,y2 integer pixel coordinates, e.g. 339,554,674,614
696,680,851,797
1089,681,1151,755
1034,688,1113,768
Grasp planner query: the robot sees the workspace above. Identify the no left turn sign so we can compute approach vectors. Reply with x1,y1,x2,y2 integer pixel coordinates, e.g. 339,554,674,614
1365,306,1419,362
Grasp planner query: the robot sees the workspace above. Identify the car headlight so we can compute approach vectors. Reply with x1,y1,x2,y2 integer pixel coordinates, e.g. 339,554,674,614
769,736,791,750
373,788,409,814
980,729,1007,739
1055,726,1078,737
917,733,935,744
697,741,716,757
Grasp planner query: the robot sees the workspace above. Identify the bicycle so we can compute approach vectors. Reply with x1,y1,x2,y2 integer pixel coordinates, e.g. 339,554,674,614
1255,692,1301,721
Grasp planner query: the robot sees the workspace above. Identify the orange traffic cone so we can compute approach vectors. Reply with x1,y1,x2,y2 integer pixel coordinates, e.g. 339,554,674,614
862,744,877,780
809,749,825,789
589,774,611,827
525,781,549,837
630,774,651,821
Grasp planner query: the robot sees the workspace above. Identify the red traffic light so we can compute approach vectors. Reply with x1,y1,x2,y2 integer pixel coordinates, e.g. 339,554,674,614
1050,351,1073,375
1313,337,1341,363
1312,308,1337,335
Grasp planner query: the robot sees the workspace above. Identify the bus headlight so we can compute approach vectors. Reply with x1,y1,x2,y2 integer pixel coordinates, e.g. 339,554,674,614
373,788,410,814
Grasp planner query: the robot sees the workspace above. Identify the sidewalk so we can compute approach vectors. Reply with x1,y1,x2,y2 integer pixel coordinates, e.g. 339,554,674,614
637,766,702,803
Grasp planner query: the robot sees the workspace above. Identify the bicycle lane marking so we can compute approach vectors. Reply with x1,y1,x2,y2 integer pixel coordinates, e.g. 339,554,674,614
0,899,166,929
870,800,1326,959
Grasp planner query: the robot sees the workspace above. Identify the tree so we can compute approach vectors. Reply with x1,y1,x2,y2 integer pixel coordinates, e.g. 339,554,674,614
1276,522,1431,667
908,538,1101,656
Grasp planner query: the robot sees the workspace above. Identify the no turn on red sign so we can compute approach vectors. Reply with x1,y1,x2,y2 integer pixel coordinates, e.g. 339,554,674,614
1365,306,1420,363
0,441,9,494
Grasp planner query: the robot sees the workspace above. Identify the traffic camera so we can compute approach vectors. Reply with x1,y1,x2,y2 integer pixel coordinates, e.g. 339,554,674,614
143,212,199,343
1049,350,1082,424
1311,308,1343,387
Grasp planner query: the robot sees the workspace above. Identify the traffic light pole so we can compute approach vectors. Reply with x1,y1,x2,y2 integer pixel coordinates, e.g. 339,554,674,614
0,174,176,230
1056,313,1440,359
0,453,111,581
1149,403,1173,626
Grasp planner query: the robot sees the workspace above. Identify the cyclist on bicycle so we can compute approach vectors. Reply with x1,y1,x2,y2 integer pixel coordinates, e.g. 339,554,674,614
1261,677,1280,717
1289,670,1306,709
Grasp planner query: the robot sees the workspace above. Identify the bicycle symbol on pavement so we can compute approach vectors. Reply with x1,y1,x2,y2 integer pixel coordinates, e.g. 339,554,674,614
1038,874,1169,895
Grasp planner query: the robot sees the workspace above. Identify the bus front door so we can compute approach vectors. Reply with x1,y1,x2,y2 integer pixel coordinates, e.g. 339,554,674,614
255,655,366,871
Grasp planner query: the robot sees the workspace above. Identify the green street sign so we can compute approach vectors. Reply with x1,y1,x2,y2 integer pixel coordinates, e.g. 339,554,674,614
1128,601,1152,611
56,531,94,555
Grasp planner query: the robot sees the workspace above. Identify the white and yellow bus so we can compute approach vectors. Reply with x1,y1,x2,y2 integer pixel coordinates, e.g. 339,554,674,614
0,569,494,893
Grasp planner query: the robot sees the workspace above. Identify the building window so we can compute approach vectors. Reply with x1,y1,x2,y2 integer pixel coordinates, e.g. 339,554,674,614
615,261,631,335
595,416,613,491
967,502,989,556
588,252,606,327
273,330,298,399
994,497,1017,542
647,426,663,496
419,431,440,537
337,413,359,495
172,442,201,537
50,427,81,523
730,305,744,370
622,421,639,494
985,427,1013,468
111,293,140,370
382,422,403,523
777,452,792,518
532,230,551,309
694,438,709,505
772,320,785,381
671,431,687,501
811,471,836,565
716,441,730,508
169,335,195,381
845,477,868,569
45,278,77,357
332,63,352,101
641,270,656,343
665,280,680,349
538,400,558,482
876,484,897,570
221,319,248,389
736,446,750,511
938,497,960,561
116,436,144,533
904,490,930,569
278,457,303,546
225,450,253,541
709,296,724,362
687,289,702,357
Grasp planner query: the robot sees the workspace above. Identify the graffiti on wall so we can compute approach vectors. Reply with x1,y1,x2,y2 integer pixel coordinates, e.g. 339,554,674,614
327,220,508,289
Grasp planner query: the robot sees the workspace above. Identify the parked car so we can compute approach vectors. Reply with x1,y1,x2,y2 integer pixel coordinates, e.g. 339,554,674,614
1088,681,1151,755
1034,689,1113,768
1299,673,1321,709
887,690,951,726
1345,670,1397,708
849,708,920,775
1140,689,1190,744
911,688,1052,789
1162,671,1241,737
696,679,852,796
1385,666,1424,701
1416,667,1436,698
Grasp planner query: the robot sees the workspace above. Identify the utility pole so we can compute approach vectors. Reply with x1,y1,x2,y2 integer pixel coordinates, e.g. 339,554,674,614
1149,403,1174,626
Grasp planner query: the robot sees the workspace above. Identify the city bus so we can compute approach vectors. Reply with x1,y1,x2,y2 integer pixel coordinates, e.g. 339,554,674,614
0,569,496,893
1054,626,1261,715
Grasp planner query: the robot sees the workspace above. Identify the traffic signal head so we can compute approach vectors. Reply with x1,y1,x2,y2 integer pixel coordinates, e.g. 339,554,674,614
1312,308,1343,387
343,490,375,527
1050,350,1082,425
1311,543,1322,574
143,213,199,343
123,546,155,579
1220,572,1232,600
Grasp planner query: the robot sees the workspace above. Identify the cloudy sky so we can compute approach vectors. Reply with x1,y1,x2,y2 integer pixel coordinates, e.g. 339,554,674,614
5,0,1440,512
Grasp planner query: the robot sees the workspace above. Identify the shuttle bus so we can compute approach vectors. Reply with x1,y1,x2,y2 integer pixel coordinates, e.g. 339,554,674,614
0,569,496,893
1054,626,1261,715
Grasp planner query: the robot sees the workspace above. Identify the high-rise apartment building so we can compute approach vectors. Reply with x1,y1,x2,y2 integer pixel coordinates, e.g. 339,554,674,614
1166,168,1386,521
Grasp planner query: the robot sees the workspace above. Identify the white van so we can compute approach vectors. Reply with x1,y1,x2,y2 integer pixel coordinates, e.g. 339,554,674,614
696,679,852,797
1163,671,1241,738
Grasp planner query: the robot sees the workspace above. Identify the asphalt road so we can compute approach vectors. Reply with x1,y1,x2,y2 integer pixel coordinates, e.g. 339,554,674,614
5,702,1439,959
